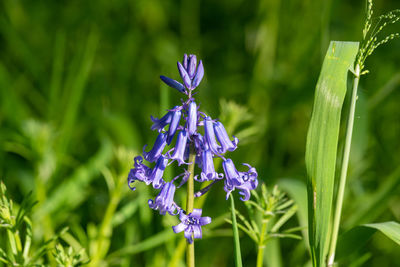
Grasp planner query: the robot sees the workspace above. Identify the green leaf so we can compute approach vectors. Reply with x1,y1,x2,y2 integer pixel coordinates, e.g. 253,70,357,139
305,41,359,267
336,221,400,261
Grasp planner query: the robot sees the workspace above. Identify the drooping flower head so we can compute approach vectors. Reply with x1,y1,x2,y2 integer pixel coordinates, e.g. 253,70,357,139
128,53,258,243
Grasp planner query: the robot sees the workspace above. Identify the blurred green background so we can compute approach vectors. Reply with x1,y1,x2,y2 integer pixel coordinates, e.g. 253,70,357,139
1,0,399,266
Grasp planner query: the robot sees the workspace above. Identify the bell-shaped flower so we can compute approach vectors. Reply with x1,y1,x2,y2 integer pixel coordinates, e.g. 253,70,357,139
150,110,172,132
127,156,152,190
160,76,186,93
204,116,222,155
192,133,209,155
143,132,167,163
169,130,188,166
172,209,211,244
214,121,238,153
222,158,258,201
149,155,168,189
148,182,177,215
167,109,182,145
195,150,223,182
186,101,198,136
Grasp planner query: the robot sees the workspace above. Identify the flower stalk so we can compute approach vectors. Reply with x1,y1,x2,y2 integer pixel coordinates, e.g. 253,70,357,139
186,144,196,267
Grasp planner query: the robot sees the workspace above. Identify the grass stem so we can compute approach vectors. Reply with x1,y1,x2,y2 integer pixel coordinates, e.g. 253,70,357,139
327,64,360,266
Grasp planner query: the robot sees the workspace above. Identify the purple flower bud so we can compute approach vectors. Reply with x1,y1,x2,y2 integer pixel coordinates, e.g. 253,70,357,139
150,155,168,189
188,55,197,79
150,111,172,132
195,150,223,182
127,156,153,190
204,116,222,155
160,76,186,93
222,159,258,201
172,209,211,244
178,62,191,89
214,121,238,153
143,132,167,163
192,60,204,89
187,101,198,136
183,54,189,70
148,182,177,215
169,130,189,166
167,109,182,145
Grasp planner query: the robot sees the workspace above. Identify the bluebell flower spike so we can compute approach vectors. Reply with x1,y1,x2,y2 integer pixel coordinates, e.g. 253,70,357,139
129,53,258,243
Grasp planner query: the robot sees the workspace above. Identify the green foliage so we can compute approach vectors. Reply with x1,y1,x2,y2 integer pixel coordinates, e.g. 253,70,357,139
305,41,359,267
226,184,301,267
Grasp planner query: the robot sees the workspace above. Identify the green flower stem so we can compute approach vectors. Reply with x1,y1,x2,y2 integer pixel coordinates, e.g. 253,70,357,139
256,219,268,267
327,64,360,266
186,144,196,267
230,195,243,267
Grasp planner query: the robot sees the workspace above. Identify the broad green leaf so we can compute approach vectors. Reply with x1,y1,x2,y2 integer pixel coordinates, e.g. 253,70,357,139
336,221,400,260
305,41,359,267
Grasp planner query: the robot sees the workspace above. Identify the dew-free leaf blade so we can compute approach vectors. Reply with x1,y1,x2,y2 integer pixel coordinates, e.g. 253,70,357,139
305,41,359,267
336,221,400,261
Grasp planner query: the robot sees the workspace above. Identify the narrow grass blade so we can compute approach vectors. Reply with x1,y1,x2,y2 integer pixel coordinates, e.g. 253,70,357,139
230,195,243,267
305,41,358,266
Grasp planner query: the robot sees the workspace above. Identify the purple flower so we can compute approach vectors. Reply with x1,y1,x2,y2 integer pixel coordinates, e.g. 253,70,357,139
193,133,209,154
143,132,167,163
195,150,223,182
178,54,204,90
222,158,258,201
204,116,222,155
167,109,182,145
148,182,177,215
186,101,198,136
127,156,153,190
192,60,204,89
172,209,211,244
168,130,189,166
214,121,238,153
178,61,192,89
149,155,168,189
160,75,186,93
188,55,197,78
150,111,172,132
